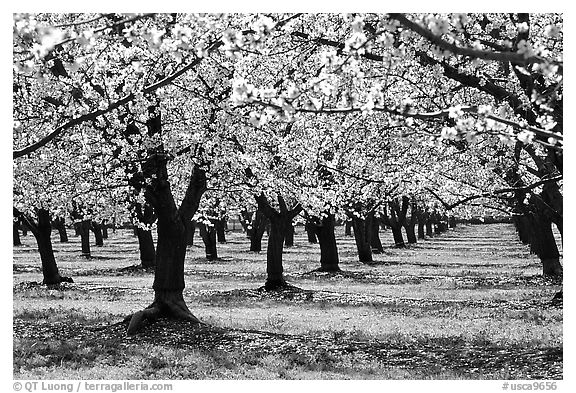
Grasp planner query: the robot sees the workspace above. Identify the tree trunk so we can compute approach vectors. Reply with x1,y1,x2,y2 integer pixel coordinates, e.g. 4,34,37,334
74,222,80,237
136,228,156,268
79,220,91,257
344,220,353,236
91,221,104,246
52,217,69,243
127,171,204,334
315,213,340,272
530,213,562,277
370,216,384,253
449,216,456,228
256,193,302,290
390,225,406,248
199,223,218,260
425,220,434,237
32,209,72,286
513,214,532,245
417,217,426,240
352,216,373,263
284,223,294,247
14,222,22,246
102,221,108,239
249,208,267,252
305,220,317,243
405,222,417,244
265,214,289,289
239,210,253,239
215,218,227,243
186,220,195,246
125,108,205,335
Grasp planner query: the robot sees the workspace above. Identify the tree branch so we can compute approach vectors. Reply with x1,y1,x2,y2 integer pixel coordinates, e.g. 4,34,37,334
425,175,562,210
13,39,223,159
389,13,562,70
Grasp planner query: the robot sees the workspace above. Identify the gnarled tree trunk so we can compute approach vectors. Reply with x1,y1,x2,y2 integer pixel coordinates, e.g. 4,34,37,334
256,193,302,290
125,107,206,335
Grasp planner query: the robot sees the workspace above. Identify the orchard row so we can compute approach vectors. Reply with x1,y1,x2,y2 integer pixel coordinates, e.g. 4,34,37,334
13,13,562,331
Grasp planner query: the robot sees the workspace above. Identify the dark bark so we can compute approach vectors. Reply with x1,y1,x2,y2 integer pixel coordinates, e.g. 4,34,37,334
386,199,407,248
433,212,444,235
305,220,317,243
344,220,353,236
132,202,158,267
405,223,417,244
13,221,22,246
449,216,457,228
199,223,218,260
249,208,267,252
91,221,104,246
391,226,406,248
512,193,563,277
351,215,373,263
79,220,91,257
417,220,426,239
136,228,156,268
284,223,295,247
266,215,288,288
215,218,227,243
425,220,434,237
370,215,384,253
101,221,108,239
256,193,302,289
239,210,253,239
52,217,69,242
417,210,427,239
14,208,72,286
403,199,419,244
124,106,206,334
314,213,340,272
36,210,71,285
186,220,195,246
533,215,562,277
126,161,206,334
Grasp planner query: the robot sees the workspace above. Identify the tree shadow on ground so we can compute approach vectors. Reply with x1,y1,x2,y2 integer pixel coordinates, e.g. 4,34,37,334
13,315,563,380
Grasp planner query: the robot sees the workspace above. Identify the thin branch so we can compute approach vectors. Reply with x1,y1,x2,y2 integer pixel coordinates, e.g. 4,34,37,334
52,14,112,28
250,98,562,148
389,13,562,70
426,175,562,210
14,40,222,159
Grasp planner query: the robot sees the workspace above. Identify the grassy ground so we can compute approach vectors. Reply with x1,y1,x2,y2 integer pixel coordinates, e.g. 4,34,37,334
13,223,563,379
